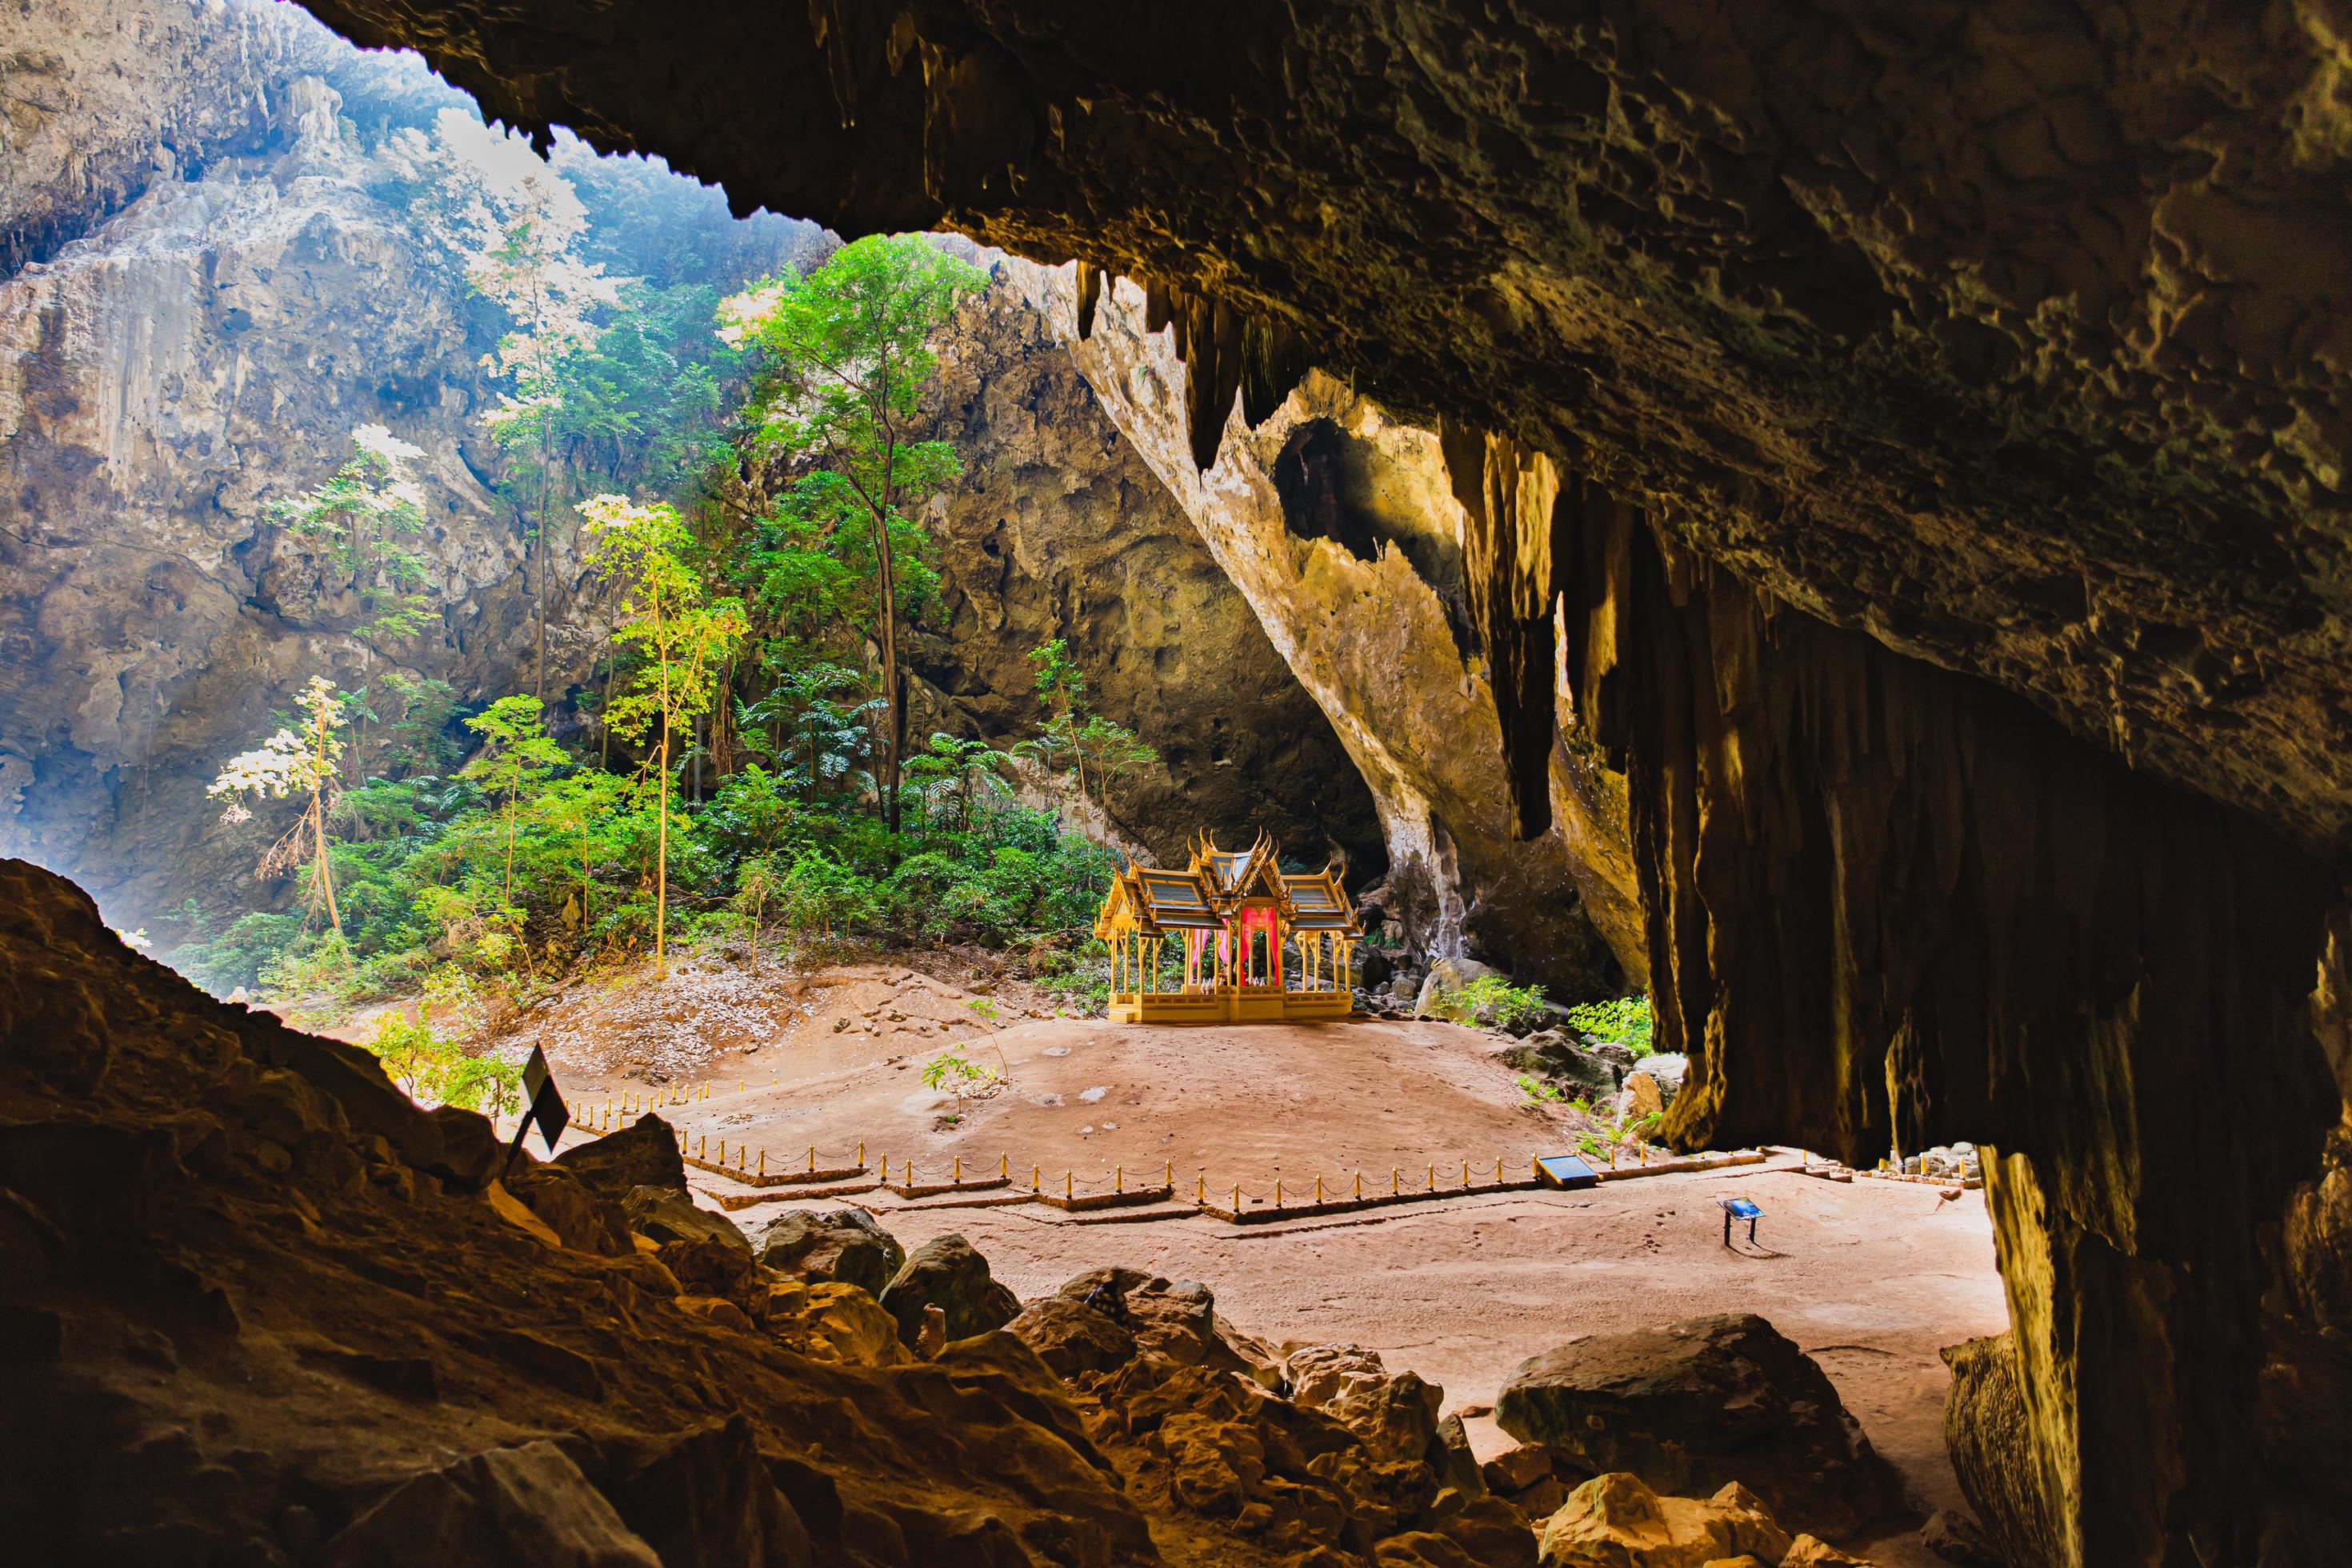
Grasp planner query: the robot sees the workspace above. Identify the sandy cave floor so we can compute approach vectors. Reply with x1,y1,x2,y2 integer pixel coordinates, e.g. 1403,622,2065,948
447,952,2006,1566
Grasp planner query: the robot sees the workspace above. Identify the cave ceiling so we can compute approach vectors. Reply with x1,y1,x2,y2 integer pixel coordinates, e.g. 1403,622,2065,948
297,0,2352,856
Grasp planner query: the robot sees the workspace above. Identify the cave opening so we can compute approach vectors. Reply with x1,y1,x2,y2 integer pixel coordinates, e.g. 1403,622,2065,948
7,1,2351,1564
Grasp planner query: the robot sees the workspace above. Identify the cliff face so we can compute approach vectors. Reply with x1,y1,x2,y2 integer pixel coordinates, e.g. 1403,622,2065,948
0,0,331,276
0,27,539,922
914,278,1385,876
0,3,1386,931
1010,263,1634,994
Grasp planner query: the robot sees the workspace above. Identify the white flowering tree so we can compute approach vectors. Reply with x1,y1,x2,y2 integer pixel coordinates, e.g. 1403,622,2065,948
274,424,437,779
390,110,622,705
208,676,348,936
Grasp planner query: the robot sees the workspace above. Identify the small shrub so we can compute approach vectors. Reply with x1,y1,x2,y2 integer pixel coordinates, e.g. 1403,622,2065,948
919,1044,1007,1123
1429,973,1547,1029
1517,1074,1566,1104
1566,994,1654,1055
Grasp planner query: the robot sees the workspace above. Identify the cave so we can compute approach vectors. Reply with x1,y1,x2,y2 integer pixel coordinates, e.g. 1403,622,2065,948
6,2,2351,1566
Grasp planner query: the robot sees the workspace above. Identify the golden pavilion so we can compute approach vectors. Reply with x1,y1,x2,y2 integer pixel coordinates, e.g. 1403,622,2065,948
1092,831,1363,1023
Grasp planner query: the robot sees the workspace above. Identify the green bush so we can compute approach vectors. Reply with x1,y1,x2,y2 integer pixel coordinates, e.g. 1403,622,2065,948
1429,973,1548,1029
1566,994,1654,1055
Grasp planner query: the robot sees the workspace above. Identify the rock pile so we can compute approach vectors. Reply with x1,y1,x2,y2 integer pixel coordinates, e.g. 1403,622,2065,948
1497,1315,1905,1543
1003,1265,1541,1566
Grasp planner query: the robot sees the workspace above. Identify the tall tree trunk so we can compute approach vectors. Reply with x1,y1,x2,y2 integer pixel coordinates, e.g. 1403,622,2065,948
310,790,342,936
655,674,670,972
535,399,554,706
873,504,903,834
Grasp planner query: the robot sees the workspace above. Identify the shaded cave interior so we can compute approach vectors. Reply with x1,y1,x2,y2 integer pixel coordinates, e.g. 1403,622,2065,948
6,1,2352,1564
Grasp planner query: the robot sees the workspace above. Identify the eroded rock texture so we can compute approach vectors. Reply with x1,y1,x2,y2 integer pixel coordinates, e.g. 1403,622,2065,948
1011,264,1634,992
0,6,547,918
0,0,328,275
0,855,1178,1564
294,0,2352,865
912,277,1385,874
1523,468,2350,1565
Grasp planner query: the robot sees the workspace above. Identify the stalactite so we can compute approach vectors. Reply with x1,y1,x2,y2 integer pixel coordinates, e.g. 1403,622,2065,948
1438,420,2350,1562
1115,272,1310,470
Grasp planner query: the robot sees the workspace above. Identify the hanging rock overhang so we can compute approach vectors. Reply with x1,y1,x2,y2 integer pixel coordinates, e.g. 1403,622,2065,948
295,0,2352,862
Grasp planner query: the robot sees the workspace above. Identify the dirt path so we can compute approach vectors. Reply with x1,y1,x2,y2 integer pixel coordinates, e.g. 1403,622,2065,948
850,1169,2002,1568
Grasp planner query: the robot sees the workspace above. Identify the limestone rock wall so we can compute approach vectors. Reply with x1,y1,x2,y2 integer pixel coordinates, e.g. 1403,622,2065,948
1496,438,2352,1565
0,44,546,923
1010,262,1637,994
0,0,332,277
911,276,1385,875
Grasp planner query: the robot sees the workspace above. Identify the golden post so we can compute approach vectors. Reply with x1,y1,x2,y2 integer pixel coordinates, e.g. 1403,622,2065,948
808,1145,816,1172
1066,1170,1074,1200
1354,1172,1363,1200
1314,1174,1323,1203
1233,1182,1242,1213
1116,1165,1123,1193
1393,1167,1400,1195
954,1155,962,1184
1275,1177,1284,1207
1462,1157,1470,1187
1427,1163,1435,1191
760,1149,767,1177
1033,1163,1041,1191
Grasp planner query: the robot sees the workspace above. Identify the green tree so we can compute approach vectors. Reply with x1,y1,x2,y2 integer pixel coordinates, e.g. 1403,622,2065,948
208,676,350,936
1021,638,1158,809
458,694,570,904
274,425,438,778
718,235,986,832
466,160,620,704
582,494,747,968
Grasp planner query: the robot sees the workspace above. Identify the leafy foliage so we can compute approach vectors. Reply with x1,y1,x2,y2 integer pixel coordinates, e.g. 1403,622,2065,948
1566,994,1655,1056
1426,973,1550,1029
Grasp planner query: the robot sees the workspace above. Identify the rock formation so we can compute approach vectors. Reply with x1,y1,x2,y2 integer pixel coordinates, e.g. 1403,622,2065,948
912,276,1385,874
0,2,1381,932
1496,1314,1902,1542
1010,263,1636,992
0,11,544,919
17,0,2352,1558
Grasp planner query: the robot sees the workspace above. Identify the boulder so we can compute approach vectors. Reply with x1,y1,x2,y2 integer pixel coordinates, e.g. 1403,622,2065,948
1621,1073,1666,1124
1285,1343,1444,1465
1485,1444,1557,1495
750,1207,905,1295
1055,1267,1271,1375
1415,957,1501,1018
1536,1473,1790,1568
878,1234,1021,1346
426,1105,505,1190
1494,1033,1622,1103
1006,1295,1138,1379
621,1187,754,1296
602,1416,815,1568
1918,1508,2003,1566
1429,1413,1488,1498
1782,1535,1873,1566
1498,1314,1902,1541
1641,1055,1689,1106
318,1439,662,1568
758,1280,909,1366
556,1114,686,1197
